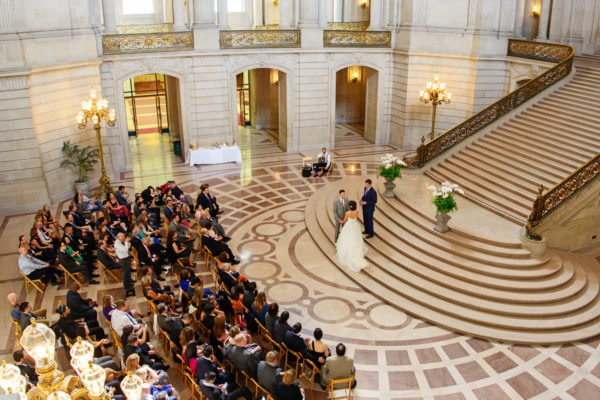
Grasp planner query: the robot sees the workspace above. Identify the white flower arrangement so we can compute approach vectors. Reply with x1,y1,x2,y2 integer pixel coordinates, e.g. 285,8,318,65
378,154,407,182
428,181,464,214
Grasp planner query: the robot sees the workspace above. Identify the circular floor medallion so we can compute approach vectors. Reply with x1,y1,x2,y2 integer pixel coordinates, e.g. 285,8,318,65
241,261,281,280
310,297,352,323
266,281,307,304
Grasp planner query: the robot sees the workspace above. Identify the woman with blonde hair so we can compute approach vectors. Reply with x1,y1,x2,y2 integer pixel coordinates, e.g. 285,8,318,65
141,275,176,310
126,353,171,387
251,292,269,326
276,369,303,400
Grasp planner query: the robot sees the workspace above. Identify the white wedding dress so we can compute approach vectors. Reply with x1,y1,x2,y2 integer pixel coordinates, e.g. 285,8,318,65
336,215,368,272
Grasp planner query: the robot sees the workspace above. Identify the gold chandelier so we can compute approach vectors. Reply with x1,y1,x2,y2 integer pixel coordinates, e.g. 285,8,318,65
76,88,116,199
419,75,452,140
0,320,142,400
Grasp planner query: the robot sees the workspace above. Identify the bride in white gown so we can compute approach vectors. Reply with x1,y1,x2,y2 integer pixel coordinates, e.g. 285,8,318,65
336,200,368,272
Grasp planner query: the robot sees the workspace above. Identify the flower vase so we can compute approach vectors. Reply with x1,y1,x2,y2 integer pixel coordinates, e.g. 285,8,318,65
383,180,396,198
434,212,451,233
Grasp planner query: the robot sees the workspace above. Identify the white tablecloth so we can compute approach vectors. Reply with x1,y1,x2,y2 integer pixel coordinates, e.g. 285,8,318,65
188,145,242,166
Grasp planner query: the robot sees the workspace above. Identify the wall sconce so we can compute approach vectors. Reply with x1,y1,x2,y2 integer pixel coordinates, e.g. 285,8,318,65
270,69,279,85
360,0,368,9
532,4,540,16
352,71,359,83
274,0,279,6
348,66,361,84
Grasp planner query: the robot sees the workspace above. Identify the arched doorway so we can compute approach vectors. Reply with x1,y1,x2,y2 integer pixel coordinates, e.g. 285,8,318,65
123,73,184,173
334,66,378,145
235,68,288,151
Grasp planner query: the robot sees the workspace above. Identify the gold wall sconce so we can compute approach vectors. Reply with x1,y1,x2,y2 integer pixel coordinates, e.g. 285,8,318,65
348,66,361,83
360,0,368,9
532,4,540,16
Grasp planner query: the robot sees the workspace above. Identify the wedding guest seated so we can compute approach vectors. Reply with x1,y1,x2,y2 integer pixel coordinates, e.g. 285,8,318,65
307,328,330,368
251,292,269,327
166,230,194,267
67,203,94,230
164,199,174,223
103,294,143,322
200,371,252,400
196,345,232,385
115,186,132,211
74,325,118,370
121,325,154,358
74,189,103,213
124,334,169,371
19,302,43,330
42,204,62,232
157,303,184,346
169,214,195,244
141,266,173,295
257,351,282,399
273,311,291,344
58,241,98,284
320,343,356,389
216,254,239,291
125,354,170,388
196,184,222,219
13,350,38,385
265,303,279,335
222,333,262,378
97,239,121,271
106,192,130,221
18,246,61,286
29,222,57,262
142,276,176,310
112,300,147,339
284,322,322,364
242,281,257,311
169,180,194,215
276,369,303,400
202,228,239,265
138,236,167,280
67,282,100,321
55,304,106,340
196,209,230,242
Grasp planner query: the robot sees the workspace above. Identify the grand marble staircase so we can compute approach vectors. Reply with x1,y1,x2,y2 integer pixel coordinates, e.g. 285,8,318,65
427,55,600,223
305,178,600,344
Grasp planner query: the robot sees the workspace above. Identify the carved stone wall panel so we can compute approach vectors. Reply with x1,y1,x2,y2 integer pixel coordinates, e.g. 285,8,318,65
102,31,194,54
219,30,301,48
323,30,391,48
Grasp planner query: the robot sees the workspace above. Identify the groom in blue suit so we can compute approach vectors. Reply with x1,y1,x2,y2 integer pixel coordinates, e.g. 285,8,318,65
361,179,377,238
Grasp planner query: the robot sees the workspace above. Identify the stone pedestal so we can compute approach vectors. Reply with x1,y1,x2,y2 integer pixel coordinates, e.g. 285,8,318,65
434,212,451,233
383,181,396,198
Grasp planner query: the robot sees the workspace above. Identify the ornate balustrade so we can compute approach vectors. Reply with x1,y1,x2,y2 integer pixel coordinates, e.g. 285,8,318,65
327,21,370,31
219,30,301,49
116,24,174,33
323,30,391,48
405,40,574,168
102,31,194,54
527,153,600,230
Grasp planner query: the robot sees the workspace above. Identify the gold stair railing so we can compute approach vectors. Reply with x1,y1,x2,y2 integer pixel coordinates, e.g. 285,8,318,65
527,152,600,235
404,39,574,168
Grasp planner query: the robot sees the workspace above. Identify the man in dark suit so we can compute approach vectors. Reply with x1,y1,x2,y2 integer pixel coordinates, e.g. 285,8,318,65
283,322,322,364
257,351,282,399
58,241,98,284
97,240,121,271
201,229,240,265
196,184,221,218
66,282,98,321
361,178,377,238
196,345,232,385
124,334,168,371
199,371,252,400
138,237,165,280
222,333,262,378
156,303,183,346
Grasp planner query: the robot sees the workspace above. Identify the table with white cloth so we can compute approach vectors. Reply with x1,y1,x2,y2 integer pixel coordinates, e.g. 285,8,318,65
187,144,242,166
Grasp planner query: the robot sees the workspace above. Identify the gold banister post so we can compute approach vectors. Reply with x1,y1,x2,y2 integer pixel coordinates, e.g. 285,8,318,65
526,184,544,238
416,136,426,167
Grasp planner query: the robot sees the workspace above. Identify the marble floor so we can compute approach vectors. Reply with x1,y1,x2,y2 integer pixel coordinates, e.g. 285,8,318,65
1,126,599,399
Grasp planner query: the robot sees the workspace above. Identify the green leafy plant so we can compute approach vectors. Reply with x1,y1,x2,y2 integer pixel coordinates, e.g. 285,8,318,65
429,182,464,214
60,141,99,183
377,154,407,182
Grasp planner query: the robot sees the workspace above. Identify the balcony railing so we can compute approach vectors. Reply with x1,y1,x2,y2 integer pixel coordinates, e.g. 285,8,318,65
404,40,574,168
323,30,391,48
102,31,194,54
327,21,370,31
219,29,301,49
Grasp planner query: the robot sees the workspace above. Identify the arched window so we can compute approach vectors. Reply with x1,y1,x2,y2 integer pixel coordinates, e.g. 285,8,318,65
123,0,154,15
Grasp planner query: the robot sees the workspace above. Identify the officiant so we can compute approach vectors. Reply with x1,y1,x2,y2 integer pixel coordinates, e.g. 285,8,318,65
313,147,331,177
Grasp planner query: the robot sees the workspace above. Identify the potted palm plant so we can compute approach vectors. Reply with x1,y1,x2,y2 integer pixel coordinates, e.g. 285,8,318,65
377,154,407,198
60,141,99,195
428,181,464,233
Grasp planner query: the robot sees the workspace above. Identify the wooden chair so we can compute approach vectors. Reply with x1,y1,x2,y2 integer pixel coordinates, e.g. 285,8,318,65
299,357,320,391
264,335,285,366
97,260,120,284
282,344,301,377
302,156,313,169
203,246,213,268
254,318,271,349
329,377,355,400
12,320,22,350
251,378,275,400
326,158,334,176
19,270,45,295
191,379,205,400
58,263,84,289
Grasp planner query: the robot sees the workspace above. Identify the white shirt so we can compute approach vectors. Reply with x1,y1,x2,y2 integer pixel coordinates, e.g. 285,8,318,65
317,152,331,168
18,254,46,276
114,239,131,260
111,309,139,337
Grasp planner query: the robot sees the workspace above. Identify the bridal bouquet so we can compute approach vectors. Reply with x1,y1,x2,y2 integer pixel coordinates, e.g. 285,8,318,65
428,181,464,214
377,154,407,182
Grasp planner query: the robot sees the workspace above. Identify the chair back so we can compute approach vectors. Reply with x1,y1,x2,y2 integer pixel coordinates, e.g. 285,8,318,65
302,156,313,167
329,376,355,399
327,158,334,176
58,263,83,288
19,270,45,295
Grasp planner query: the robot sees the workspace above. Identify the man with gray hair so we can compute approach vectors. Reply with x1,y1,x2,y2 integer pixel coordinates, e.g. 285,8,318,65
114,233,135,297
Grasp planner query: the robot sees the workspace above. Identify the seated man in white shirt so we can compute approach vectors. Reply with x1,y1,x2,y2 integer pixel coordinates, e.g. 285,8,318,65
111,300,148,341
17,247,60,286
314,147,331,177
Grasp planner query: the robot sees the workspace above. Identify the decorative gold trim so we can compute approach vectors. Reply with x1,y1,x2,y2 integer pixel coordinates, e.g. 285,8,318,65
326,21,370,31
404,40,574,169
116,24,174,34
102,31,194,54
219,29,301,49
323,30,391,48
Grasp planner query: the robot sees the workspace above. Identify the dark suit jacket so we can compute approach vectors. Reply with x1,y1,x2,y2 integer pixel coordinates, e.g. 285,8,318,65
97,248,120,270
257,361,282,399
202,235,228,257
276,382,303,400
124,344,154,367
196,357,218,381
58,251,83,273
361,187,378,211
157,313,183,342
67,290,92,318
164,206,174,222
273,321,291,344
137,245,156,267
199,380,225,400
218,268,237,290
115,191,129,207
196,193,213,212
222,344,260,376
71,212,86,227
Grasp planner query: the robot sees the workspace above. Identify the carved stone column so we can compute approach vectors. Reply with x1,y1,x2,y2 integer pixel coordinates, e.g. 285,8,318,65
318,0,327,29
217,0,229,29
536,0,551,40
514,0,525,37
102,0,117,34
193,0,215,27
370,0,382,30
298,0,318,28
173,0,186,31
279,0,291,28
